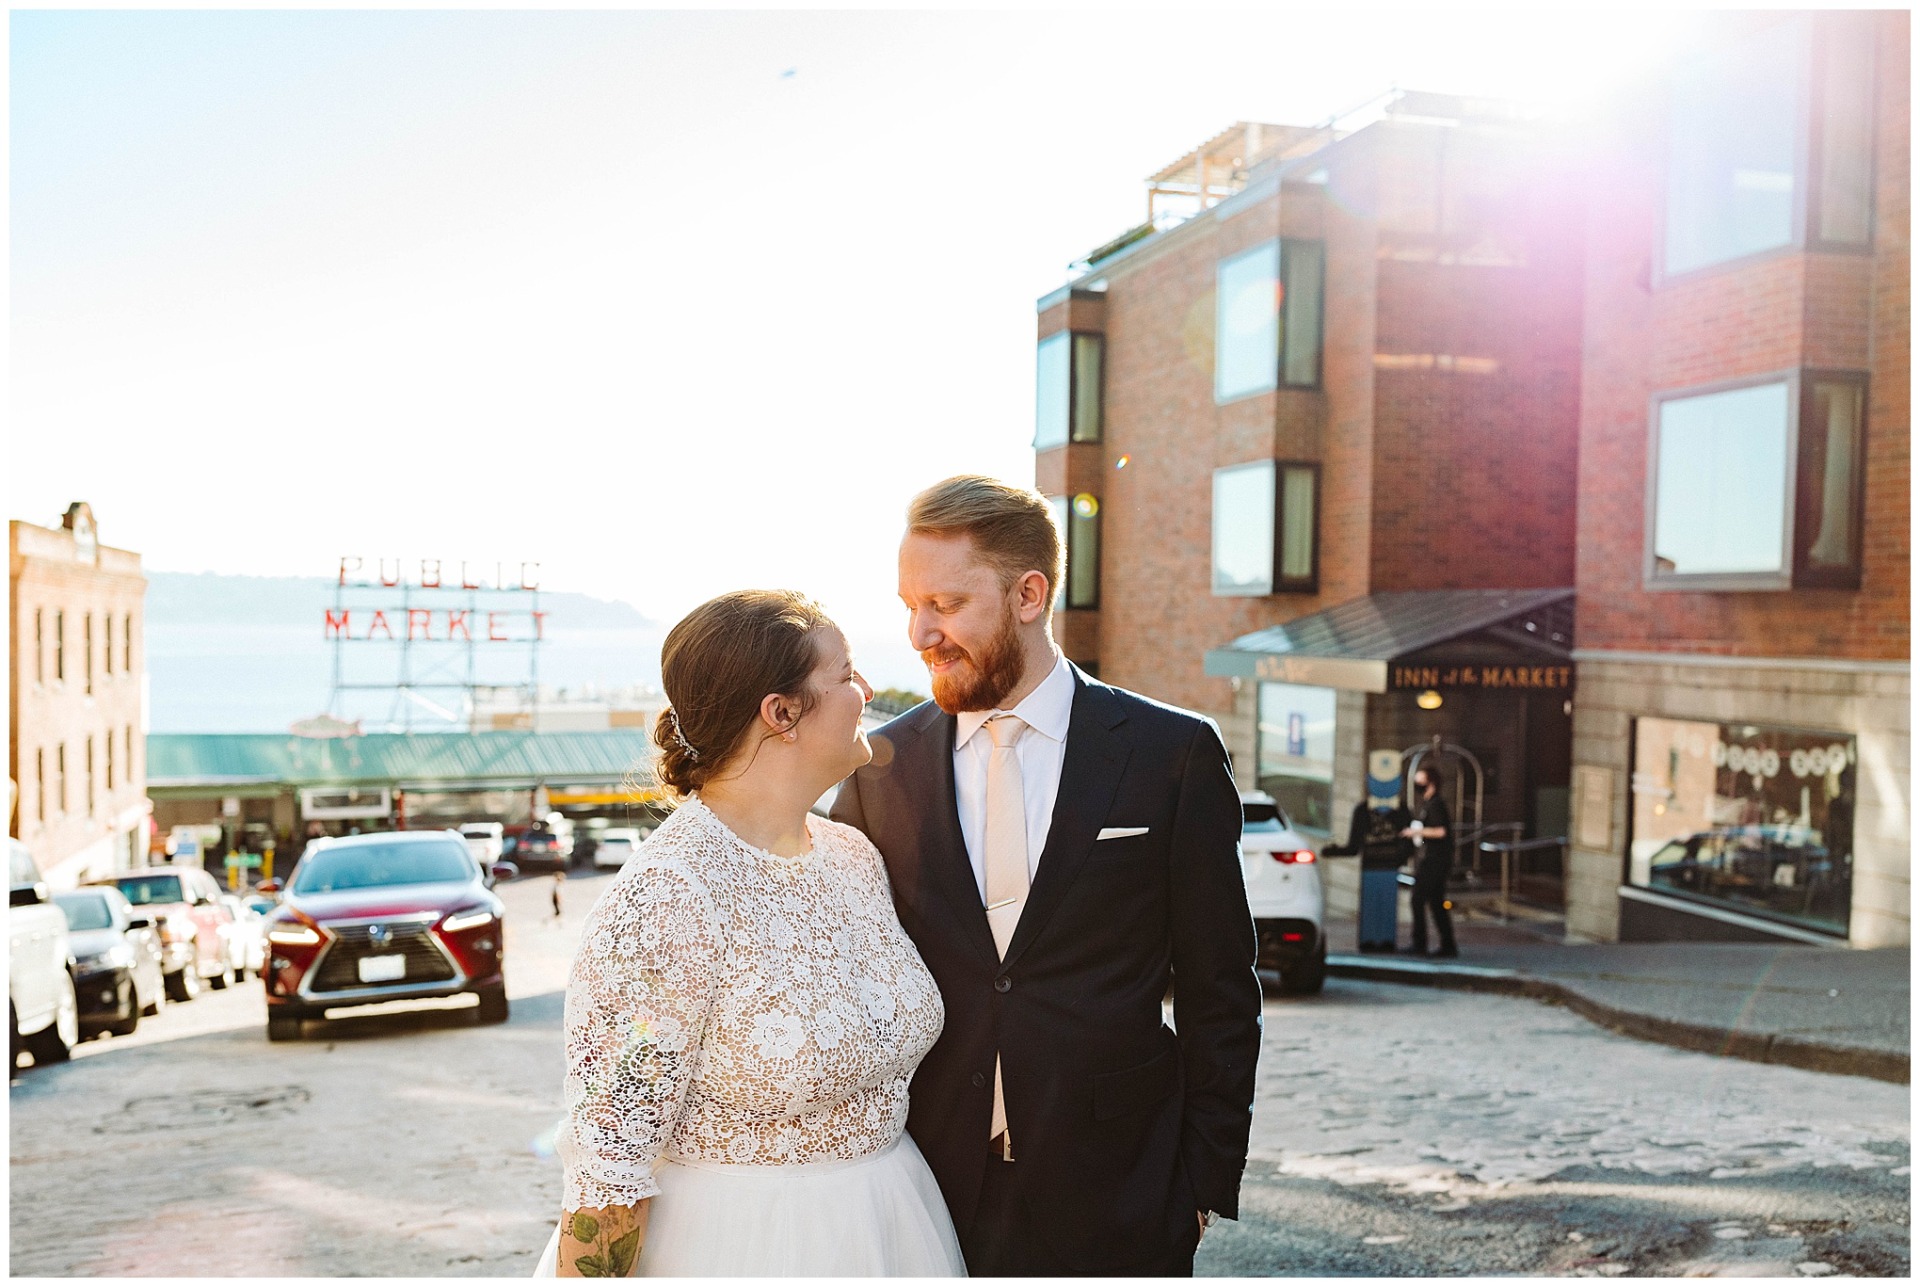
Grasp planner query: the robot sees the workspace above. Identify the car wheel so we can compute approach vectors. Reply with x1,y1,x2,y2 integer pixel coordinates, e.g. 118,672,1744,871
474,984,509,1025
266,1011,304,1043
109,981,141,1038
165,965,199,1003
1279,942,1328,996
10,1002,23,1067
26,973,80,1065
142,977,165,1017
207,958,232,990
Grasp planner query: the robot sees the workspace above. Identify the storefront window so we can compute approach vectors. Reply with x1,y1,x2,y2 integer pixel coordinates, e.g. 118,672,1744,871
1257,682,1336,833
1629,716,1854,936
1664,19,1805,276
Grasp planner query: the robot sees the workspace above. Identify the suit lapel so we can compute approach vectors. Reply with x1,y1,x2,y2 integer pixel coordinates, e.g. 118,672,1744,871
1000,669,1130,971
898,702,1000,966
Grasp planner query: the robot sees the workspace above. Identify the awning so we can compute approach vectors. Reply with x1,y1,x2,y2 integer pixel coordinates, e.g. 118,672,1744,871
1204,588,1574,693
147,730,655,794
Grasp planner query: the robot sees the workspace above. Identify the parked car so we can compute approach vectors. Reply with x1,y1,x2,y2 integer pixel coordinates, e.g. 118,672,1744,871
259,830,512,1042
9,841,79,1067
1239,791,1327,994
509,825,572,873
459,822,505,869
220,894,269,980
53,886,166,1038
593,827,643,871
91,866,240,1001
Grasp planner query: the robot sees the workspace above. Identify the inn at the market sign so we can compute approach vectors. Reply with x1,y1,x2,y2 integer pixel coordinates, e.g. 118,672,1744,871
1389,663,1573,692
324,556,546,642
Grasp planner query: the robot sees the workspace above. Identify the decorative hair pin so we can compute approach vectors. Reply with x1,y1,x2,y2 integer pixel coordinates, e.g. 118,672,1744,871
667,708,700,761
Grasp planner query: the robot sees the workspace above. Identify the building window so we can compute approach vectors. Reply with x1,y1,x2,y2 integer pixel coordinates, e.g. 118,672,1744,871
1034,332,1103,449
105,615,114,677
85,614,95,695
1649,372,1866,589
55,744,66,816
86,737,96,816
106,730,116,792
1257,682,1337,833
1664,19,1804,276
34,609,44,685
1215,240,1324,402
126,725,136,790
1630,716,1854,937
54,610,65,682
1212,460,1320,596
35,749,45,824
123,613,133,672
1046,493,1103,610
1812,12,1876,248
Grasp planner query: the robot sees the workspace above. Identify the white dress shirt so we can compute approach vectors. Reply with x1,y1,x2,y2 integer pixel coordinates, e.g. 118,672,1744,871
953,654,1075,902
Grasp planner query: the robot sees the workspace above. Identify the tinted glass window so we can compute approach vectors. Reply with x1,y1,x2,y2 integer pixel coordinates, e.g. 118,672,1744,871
291,841,476,893
54,892,115,932
112,873,187,906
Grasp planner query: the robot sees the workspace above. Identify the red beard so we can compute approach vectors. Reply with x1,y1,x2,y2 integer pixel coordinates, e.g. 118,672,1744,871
925,612,1026,714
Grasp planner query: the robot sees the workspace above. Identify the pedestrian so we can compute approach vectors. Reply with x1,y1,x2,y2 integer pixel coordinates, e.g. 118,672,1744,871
551,870,564,921
1401,764,1459,958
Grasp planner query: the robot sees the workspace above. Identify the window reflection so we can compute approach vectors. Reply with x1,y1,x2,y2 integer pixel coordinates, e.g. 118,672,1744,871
1815,14,1876,246
1652,381,1790,577
1631,716,1854,936
1258,682,1337,833
1216,243,1280,401
1212,462,1276,595
1034,333,1070,450
1664,19,1804,275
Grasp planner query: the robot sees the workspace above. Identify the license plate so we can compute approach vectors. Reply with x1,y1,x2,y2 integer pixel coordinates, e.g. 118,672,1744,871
358,954,406,983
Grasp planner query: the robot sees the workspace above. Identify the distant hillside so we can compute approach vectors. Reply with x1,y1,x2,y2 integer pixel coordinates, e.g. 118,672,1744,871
145,571,655,630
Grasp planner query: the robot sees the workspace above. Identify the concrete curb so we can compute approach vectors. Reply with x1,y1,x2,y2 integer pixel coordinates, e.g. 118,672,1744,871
1326,955,1910,1086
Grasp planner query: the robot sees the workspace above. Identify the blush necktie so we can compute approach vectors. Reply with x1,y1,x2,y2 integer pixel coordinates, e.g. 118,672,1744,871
982,712,1028,1148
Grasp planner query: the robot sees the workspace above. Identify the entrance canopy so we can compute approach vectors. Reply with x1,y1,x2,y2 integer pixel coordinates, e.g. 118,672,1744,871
1204,588,1574,693
147,730,655,795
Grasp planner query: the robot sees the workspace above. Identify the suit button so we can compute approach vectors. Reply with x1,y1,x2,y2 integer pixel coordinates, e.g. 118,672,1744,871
971,1072,986,1089
993,976,1012,994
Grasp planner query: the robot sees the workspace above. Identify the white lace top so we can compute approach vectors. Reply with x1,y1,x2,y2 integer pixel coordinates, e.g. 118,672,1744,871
556,795,944,1209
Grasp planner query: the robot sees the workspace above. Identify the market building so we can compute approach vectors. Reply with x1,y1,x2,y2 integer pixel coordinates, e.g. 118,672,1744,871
1564,9,1909,948
8,503,152,887
1035,95,1588,921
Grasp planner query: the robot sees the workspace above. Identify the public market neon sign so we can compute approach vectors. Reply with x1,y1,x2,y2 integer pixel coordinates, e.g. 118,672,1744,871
325,557,547,642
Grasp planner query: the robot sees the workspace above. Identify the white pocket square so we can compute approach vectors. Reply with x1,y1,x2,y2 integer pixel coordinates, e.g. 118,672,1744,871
1096,827,1149,840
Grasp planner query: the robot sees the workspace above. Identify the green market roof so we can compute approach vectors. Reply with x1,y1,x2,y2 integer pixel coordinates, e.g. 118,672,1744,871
146,730,655,793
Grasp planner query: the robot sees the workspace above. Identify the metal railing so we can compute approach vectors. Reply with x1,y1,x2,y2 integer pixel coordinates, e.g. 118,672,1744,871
1478,834,1569,921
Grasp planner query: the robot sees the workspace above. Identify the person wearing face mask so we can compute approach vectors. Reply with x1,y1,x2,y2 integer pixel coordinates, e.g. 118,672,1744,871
1401,765,1459,958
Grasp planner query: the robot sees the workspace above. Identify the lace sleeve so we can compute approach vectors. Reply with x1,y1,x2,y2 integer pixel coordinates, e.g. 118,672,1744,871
556,856,723,1209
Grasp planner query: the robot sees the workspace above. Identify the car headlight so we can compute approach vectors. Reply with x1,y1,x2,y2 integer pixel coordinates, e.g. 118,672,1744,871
441,907,498,934
76,944,135,972
266,923,323,946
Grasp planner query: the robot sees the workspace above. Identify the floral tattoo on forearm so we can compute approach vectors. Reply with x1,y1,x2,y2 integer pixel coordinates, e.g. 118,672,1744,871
563,1208,642,1277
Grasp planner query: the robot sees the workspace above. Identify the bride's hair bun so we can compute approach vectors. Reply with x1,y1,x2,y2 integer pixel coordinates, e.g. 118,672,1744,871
655,590,833,797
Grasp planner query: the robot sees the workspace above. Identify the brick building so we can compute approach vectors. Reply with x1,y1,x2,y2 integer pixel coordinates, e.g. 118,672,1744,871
1034,96,1590,922
9,504,152,887
1564,10,1908,949
1033,11,1908,948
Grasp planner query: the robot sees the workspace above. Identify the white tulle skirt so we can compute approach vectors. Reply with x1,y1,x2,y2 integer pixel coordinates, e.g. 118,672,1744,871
532,1134,966,1277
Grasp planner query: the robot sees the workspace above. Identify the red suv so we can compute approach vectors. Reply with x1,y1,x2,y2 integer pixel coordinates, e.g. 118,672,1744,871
260,830,508,1042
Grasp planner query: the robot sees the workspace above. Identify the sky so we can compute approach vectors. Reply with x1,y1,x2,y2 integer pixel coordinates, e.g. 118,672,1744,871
9,4,1688,692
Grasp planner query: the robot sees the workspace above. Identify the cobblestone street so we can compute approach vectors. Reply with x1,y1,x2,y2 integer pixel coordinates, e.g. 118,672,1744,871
11,872,1910,1276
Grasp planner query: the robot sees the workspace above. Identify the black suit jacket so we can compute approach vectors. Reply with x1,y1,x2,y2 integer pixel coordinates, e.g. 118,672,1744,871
831,666,1261,1269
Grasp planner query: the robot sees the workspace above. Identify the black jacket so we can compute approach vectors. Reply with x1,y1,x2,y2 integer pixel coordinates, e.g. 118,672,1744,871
831,666,1262,1270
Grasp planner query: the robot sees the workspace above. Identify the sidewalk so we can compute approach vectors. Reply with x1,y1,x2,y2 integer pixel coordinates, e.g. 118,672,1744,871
1320,906,1910,1084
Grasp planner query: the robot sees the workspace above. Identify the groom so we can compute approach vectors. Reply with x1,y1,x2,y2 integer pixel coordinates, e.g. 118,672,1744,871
833,475,1262,1275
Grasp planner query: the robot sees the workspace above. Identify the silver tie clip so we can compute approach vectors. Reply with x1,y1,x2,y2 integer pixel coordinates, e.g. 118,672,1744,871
986,898,1019,911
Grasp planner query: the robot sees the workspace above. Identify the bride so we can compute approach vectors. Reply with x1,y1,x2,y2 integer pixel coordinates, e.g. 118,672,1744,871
534,590,965,1277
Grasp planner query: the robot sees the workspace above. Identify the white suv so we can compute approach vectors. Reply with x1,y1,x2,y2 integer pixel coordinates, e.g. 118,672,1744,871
9,841,80,1067
1238,791,1326,994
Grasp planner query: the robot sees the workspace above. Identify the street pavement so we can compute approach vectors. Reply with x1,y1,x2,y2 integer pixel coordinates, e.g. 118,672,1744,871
11,872,1910,1277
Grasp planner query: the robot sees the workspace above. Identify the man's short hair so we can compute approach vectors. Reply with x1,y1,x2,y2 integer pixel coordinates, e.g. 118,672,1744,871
906,475,1063,603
